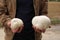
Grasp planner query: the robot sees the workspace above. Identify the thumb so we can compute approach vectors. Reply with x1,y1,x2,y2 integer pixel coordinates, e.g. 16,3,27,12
11,28,18,33
7,21,11,28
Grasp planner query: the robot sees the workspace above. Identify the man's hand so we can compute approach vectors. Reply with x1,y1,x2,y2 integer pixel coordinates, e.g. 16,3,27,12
7,20,24,33
32,26,46,33
32,25,51,33
11,25,24,33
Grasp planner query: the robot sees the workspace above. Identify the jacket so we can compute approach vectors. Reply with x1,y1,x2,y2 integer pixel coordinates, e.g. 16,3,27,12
0,0,48,40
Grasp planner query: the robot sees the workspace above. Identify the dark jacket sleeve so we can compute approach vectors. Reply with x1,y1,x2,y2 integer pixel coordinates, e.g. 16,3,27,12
39,0,48,15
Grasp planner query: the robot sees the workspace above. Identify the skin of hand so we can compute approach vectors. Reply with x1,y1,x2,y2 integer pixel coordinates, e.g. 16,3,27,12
32,26,51,33
7,20,24,33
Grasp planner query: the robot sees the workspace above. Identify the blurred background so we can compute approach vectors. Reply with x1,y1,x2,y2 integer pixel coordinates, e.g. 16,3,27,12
48,0,60,25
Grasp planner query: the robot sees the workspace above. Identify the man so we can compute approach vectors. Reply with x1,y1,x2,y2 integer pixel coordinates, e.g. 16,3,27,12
0,0,48,40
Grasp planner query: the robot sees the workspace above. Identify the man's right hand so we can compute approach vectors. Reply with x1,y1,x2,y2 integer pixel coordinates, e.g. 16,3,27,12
7,20,24,33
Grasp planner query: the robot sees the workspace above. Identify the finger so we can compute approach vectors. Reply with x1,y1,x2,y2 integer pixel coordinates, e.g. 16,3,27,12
35,28,42,33
32,26,42,33
35,27,46,33
17,27,23,33
7,21,11,27
42,29,46,33
32,26,36,31
17,25,24,33
32,26,45,33
11,28,19,33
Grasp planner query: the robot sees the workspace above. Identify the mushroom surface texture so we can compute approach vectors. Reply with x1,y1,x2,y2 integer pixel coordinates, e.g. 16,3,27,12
32,15,51,30
11,18,24,30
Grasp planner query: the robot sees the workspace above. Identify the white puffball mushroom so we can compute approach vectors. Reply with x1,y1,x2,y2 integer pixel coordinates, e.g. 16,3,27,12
11,18,24,30
32,15,51,30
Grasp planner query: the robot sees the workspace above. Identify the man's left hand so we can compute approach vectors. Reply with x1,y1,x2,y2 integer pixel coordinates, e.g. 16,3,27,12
32,26,46,33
